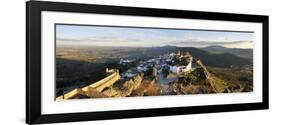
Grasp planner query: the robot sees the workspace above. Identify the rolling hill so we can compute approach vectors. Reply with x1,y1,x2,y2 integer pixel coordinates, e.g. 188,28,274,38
132,46,252,68
202,45,253,59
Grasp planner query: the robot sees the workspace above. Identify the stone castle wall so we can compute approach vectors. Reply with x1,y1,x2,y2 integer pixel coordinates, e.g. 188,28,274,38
82,69,120,92
56,69,120,100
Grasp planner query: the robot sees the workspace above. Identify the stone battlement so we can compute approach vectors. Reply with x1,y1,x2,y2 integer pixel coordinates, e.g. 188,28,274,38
56,68,120,100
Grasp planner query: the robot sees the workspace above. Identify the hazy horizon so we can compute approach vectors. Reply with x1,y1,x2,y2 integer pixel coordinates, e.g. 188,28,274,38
56,24,254,49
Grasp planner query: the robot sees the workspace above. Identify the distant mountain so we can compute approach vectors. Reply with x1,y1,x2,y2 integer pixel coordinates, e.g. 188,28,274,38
202,46,253,59
176,47,252,68
128,46,252,68
57,45,252,68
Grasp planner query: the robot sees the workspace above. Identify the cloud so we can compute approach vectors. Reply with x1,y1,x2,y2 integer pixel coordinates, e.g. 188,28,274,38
56,37,253,48
169,40,253,48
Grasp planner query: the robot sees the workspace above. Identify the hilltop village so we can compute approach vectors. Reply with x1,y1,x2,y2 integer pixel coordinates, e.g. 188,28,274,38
56,51,244,100
120,51,194,79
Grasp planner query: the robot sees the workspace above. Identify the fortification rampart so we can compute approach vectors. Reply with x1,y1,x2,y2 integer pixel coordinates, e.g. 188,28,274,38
82,69,120,92
56,68,120,100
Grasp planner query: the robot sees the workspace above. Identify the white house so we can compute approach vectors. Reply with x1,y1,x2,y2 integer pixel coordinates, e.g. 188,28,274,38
169,57,193,73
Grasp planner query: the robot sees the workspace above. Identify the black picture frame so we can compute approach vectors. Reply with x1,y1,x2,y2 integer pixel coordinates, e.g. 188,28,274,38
26,1,269,124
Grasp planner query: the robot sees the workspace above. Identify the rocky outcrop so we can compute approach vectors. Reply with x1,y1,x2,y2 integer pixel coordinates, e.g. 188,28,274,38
86,87,109,98
102,73,144,97
169,59,232,94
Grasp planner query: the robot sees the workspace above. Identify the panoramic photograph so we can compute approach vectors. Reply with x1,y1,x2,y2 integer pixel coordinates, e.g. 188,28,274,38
55,24,254,101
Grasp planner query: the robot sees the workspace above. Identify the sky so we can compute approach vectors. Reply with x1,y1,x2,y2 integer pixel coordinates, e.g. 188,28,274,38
56,24,254,48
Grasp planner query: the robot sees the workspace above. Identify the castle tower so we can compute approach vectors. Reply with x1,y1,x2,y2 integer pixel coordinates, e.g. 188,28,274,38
116,69,121,80
152,67,157,77
177,50,181,56
186,57,193,71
